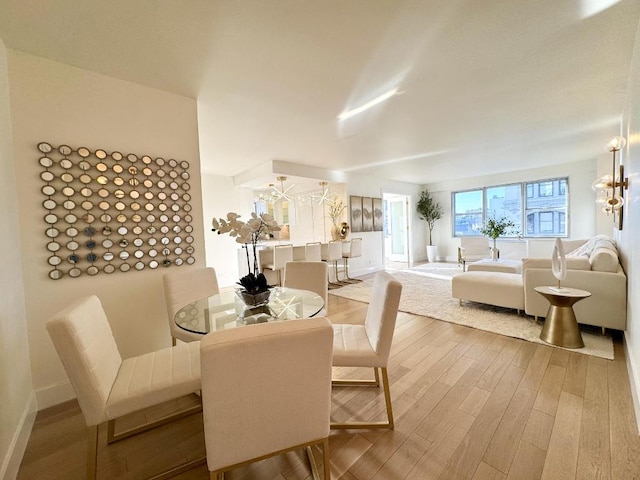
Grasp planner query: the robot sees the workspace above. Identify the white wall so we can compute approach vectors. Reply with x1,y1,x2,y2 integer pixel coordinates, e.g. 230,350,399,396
621,15,640,433
201,173,254,288
8,51,204,409
344,172,425,273
0,39,35,480
424,159,598,261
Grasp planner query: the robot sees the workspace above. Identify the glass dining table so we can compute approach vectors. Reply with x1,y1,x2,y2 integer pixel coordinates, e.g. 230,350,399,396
174,287,325,335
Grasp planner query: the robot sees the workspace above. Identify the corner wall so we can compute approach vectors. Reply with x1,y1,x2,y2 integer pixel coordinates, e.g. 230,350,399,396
7,50,204,409
0,39,35,480
621,15,640,433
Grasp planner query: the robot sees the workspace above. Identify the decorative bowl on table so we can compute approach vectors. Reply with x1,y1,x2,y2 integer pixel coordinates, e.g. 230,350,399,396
236,288,271,307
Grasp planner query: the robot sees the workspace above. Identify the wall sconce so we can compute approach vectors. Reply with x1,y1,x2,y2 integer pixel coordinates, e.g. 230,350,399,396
592,136,629,230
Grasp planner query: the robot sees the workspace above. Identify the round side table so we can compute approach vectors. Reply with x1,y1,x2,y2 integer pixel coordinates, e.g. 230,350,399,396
534,286,591,349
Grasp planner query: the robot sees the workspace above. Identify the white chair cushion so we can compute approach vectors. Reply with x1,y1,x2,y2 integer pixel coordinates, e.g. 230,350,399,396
106,341,201,419
332,323,379,367
46,295,123,426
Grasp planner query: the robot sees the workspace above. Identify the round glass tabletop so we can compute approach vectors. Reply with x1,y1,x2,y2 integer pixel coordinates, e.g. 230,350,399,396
174,287,325,335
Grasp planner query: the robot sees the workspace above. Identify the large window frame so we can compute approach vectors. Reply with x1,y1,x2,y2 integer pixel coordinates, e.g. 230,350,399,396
452,177,569,238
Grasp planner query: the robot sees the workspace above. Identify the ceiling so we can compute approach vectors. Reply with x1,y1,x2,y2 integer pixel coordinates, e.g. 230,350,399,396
1,0,639,185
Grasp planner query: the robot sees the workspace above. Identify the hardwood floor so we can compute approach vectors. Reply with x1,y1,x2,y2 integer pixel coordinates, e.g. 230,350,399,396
17,292,640,479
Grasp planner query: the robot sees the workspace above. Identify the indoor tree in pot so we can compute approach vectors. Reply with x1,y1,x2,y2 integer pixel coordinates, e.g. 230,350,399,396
416,189,443,263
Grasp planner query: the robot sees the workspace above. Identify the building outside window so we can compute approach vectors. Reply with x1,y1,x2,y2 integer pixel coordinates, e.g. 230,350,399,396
453,177,568,238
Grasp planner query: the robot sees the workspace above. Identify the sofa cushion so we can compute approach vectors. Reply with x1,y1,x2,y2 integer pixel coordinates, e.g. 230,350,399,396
590,247,619,272
522,257,591,272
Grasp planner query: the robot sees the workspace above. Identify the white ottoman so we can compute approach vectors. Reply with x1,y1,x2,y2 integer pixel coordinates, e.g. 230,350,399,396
452,271,524,311
467,259,522,274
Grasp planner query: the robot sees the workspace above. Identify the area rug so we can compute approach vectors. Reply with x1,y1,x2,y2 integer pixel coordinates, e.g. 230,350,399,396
329,270,614,360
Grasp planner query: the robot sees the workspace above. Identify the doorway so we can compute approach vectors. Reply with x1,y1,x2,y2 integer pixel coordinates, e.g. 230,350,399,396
383,193,411,270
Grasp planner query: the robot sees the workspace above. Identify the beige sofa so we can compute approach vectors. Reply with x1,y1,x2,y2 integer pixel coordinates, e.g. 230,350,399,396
452,236,627,331
522,237,627,331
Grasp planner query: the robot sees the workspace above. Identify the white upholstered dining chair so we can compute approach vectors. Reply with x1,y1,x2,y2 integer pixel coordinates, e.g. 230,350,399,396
163,267,219,344
46,295,204,480
284,261,329,314
262,244,294,286
341,237,362,283
321,240,344,288
305,241,323,261
331,271,402,429
200,317,334,480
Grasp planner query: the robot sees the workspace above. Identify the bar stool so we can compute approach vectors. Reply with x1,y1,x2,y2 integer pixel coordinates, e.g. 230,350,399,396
305,242,322,262
321,241,344,289
342,237,362,283
262,244,293,286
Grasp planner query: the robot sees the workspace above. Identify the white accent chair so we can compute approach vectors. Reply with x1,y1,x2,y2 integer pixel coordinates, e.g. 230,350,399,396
284,261,329,315
163,267,219,345
341,237,362,283
200,317,334,480
321,240,344,288
331,271,402,429
46,295,204,480
305,241,323,261
458,236,491,271
262,244,294,286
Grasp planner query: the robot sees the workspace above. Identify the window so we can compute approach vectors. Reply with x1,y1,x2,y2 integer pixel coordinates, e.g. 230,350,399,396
453,190,483,236
453,177,568,238
525,179,568,237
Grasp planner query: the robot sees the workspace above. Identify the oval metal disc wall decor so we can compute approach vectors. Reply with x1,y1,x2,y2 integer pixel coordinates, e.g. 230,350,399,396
38,142,196,279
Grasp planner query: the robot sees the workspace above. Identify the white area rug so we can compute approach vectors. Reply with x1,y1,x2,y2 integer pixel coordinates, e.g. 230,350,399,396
330,270,614,360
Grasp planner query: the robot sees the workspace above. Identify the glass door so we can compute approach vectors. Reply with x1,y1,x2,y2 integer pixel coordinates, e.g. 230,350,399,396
383,193,410,265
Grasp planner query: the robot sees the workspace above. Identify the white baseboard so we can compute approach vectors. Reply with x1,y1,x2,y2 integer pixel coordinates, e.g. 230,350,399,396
35,380,76,411
624,333,640,435
351,265,384,277
1,392,37,480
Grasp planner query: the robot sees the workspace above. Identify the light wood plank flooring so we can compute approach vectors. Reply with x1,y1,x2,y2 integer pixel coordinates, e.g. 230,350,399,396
17,290,640,479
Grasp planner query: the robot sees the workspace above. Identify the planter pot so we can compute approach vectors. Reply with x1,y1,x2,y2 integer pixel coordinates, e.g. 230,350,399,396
426,245,438,263
236,288,271,307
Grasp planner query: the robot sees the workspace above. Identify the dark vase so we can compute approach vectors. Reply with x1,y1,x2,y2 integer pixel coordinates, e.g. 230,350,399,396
236,289,271,307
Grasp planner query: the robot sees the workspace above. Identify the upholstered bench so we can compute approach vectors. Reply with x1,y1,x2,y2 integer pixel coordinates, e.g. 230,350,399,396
467,259,522,274
452,271,524,312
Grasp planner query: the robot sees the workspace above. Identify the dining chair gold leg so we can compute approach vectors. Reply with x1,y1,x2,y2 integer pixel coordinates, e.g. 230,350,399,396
331,367,394,430
322,437,330,480
332,367,379,387
86,425,99,480
106,403,202,444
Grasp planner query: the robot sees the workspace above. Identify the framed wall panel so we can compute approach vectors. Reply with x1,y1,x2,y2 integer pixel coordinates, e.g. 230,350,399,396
350,195,362,233
373,197,383,231
362,196,373,232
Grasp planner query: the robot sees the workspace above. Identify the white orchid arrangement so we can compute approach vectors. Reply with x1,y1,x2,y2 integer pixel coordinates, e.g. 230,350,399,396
211,212,281,293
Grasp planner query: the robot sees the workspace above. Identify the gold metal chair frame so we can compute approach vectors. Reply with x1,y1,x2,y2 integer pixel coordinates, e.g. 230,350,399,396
209,437,330,480
330,367,394,430
86,401,205,480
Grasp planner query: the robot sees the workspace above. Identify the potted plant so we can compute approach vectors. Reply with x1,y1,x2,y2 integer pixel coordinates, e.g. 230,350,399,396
416,189,443,262
211,212,281,305
478,216,517,261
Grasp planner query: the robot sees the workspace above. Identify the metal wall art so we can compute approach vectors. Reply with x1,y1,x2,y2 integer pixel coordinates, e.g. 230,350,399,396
38,142,196,280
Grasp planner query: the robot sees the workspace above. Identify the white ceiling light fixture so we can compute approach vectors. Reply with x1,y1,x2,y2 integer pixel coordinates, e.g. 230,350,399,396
337,87,399,121
271,176,295,202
